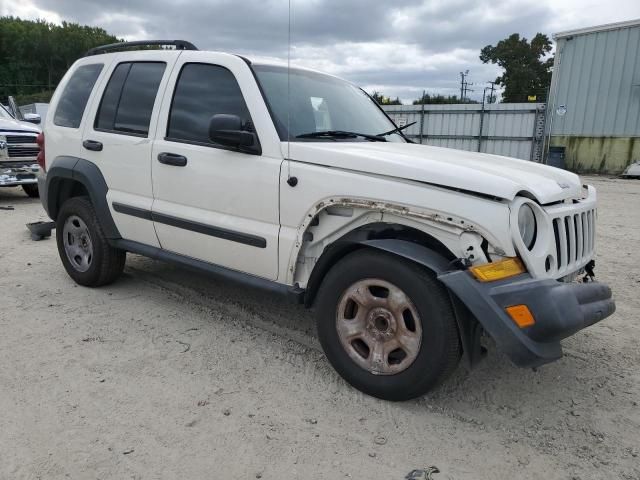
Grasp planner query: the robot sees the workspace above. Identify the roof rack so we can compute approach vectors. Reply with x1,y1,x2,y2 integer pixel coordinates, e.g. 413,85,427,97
85,40,198,57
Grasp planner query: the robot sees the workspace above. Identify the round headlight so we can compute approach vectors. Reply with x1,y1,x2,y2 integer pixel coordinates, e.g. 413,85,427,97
518,204,537,249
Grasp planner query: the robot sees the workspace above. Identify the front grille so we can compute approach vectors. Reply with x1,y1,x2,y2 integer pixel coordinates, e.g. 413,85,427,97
5,135,37,144
552,209,596,276
0,160,39,169
7,146,39,158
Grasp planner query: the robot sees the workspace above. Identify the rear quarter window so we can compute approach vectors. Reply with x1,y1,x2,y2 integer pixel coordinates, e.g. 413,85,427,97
53,63,104,128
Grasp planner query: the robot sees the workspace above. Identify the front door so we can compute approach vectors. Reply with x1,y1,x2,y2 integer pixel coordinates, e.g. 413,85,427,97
151,54,282,280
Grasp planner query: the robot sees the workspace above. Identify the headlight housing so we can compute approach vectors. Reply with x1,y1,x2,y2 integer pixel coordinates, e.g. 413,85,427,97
518,204,537,249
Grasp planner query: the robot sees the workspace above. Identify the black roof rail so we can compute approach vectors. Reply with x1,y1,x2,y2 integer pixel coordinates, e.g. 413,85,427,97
84,40,198,57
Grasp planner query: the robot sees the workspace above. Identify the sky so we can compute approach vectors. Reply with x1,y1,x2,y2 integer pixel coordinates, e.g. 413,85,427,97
2,0,640,103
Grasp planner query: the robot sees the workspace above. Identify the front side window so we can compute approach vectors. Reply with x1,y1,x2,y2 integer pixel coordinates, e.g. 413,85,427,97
54,63,103,128
95,62,166,136
253,65,405,142
167,63,253,145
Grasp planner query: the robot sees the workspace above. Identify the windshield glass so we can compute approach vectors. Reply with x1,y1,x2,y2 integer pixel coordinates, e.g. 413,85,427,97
253,65,405,143
0,104,14,119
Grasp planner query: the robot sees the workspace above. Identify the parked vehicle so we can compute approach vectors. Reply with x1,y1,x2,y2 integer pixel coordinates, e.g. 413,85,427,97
37,41,615,400
0,101,41,197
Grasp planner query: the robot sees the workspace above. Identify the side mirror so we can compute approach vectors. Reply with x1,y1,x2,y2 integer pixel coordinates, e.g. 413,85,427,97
24,113,41,125
208,114,258,152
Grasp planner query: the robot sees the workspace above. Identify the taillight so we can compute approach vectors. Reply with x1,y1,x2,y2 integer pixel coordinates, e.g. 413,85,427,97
36,132,45,171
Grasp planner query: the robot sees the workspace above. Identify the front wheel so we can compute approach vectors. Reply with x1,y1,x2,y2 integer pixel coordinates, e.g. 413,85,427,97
315,249,461,401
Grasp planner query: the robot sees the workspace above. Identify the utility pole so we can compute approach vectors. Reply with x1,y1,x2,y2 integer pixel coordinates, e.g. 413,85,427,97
487,80,497,104
478,86,491,152
463,82,474,102
459,70,469,102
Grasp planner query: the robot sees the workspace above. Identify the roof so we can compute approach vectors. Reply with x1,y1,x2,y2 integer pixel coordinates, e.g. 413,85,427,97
553,18,640,40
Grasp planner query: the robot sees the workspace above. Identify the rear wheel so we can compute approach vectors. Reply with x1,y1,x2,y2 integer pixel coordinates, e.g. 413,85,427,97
56,196,125,287
22,183,39,198
315,249,460,401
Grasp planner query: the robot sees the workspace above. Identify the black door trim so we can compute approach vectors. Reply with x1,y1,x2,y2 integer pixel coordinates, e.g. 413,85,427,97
112,202,153,220
112,202,267,248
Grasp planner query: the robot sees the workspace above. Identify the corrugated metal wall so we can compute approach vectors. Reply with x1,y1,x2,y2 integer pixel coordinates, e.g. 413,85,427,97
383,103,546,161
549,25,640,136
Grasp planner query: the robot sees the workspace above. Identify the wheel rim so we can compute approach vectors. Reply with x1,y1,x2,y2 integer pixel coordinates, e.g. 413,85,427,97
335,278,422,375
62,215,93,273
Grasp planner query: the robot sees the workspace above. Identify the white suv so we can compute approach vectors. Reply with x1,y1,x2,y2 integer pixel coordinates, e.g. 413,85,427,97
38,40,615,400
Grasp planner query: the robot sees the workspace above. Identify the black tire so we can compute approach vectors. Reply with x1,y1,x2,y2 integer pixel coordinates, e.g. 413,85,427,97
315,249,461,401
56,196,125,287
22,183,39,198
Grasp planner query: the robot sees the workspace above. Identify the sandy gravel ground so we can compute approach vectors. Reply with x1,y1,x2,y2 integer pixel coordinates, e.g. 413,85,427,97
0,176,638,480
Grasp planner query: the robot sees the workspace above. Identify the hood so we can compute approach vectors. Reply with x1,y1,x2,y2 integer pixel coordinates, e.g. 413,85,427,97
288,142,582,204
0,117,41,133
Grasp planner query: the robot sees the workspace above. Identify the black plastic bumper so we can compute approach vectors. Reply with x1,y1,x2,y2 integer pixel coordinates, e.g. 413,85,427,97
438,271,615,367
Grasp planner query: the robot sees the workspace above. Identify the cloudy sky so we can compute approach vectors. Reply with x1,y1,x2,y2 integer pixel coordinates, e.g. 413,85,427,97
2,0,640,102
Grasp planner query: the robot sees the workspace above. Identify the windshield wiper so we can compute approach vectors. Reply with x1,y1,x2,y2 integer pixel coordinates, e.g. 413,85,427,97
296,130,387,142
378,121,417,137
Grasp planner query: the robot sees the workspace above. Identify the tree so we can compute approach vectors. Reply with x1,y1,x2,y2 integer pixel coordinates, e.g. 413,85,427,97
480,33,553,103
413,92,474,105
370,91,402,105
0,17,120,104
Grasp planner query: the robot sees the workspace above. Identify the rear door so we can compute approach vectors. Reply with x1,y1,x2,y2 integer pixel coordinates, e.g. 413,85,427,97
80,51,178,247
150,52,283,280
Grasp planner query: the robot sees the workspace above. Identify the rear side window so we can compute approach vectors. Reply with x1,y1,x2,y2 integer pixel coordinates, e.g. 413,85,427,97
167,63,253,145
95,62,166,136
53,63,103,128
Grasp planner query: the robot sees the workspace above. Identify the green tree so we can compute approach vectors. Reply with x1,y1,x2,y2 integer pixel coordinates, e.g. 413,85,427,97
0,17,120,103
480,33,553,103
370,91,402,105
413,92,470,104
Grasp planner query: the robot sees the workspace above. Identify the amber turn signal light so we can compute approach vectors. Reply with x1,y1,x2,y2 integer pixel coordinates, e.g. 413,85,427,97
469,257,526,282
505,305,535,328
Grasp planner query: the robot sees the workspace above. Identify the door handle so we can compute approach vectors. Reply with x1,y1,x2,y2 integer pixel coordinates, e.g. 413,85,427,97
83,140,103,151
157,152,188,167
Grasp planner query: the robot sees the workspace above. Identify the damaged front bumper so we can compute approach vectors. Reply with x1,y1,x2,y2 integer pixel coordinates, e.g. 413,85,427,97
0,162,39,187
439,270,615,367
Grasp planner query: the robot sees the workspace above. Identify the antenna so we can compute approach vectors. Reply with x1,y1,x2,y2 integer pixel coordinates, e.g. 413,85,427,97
285,0,295,185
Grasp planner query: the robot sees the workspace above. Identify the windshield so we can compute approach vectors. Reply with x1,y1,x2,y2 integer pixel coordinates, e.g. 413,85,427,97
253,65,405,143
0,104,14,119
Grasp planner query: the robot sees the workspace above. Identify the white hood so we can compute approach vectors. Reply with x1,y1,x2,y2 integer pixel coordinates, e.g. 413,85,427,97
0,117,41,133
289,142,582,204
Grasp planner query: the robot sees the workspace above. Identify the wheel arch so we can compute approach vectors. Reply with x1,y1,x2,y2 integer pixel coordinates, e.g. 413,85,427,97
303,225,484,369
46,156,121,239
303,223,456,308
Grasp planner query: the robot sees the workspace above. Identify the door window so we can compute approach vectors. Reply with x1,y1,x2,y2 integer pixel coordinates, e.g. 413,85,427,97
95,62,166,136
167,63,254,146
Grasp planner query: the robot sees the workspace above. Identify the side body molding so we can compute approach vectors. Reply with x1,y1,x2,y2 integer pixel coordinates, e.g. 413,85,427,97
45,156,121,239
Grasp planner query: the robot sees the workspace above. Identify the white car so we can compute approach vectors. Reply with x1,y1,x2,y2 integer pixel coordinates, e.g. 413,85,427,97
0,103,41,197
37,40,615,400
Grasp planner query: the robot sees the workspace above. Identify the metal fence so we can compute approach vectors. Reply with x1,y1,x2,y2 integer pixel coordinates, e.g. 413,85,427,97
382,103,547,162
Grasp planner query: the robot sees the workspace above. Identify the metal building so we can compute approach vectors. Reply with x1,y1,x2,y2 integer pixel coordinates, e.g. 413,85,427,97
383,103,547,161
547,19,640,174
